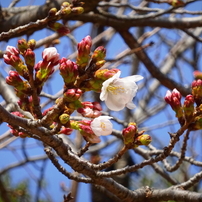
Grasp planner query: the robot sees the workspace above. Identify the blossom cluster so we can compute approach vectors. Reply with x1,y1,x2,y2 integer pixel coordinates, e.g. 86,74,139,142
3,2,150,148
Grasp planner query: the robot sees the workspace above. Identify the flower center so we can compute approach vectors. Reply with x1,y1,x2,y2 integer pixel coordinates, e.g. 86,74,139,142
100,121,106,131
107,84,125,95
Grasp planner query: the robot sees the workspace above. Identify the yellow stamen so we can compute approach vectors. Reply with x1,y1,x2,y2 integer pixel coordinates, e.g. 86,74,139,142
100,122,106,131
107,85,125,95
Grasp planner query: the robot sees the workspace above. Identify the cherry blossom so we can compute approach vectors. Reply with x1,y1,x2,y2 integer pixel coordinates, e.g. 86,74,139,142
100,71,143,111
90,116,113,136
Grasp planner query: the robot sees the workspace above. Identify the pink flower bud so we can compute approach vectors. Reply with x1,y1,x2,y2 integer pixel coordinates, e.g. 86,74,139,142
78,35,92,55
4,53,21,66
6,71,23,86
122,123,137,146
165,88,184,123
56,25,70,36
192,79,202,88
59,126,73,135
24,48,35,69
77,102,102,118
63,88,83,102
183,94,194,120
34,60,56,87
48,22,70,36
79,124,94,135
172,88,181,100
192,79,202,106
59,58,78,85
164,88,182,108
92,102,102,111
76,35,92,69
6,71,31,95
4,46,29,80
92,46,106,62
79,123,101,143
42,47,60,65
184,95,194,107
95,69,120,80
6,46,20,56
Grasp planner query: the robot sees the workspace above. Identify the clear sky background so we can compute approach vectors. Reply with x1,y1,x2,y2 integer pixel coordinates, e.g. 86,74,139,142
0,0,202,202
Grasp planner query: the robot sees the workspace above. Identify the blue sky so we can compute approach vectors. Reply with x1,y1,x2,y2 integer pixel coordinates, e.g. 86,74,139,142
0,0,202,201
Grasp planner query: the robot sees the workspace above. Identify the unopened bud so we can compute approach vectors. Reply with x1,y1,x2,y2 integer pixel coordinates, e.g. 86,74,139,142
71,7,84,14
92,46,106,62
135,134,152,147
24,48,35,70
76,35,92,69
122,123,137,146
63,88,83,102
18,39,28,53
192,79,202,106
61,7,71,16
168,0,185,7
48,22,70,36
164,88,183,119
59,58,78,85
183,94,194,120
95,69,120,80
48,8,57,17
27,39,36,50
59,113,70,124
61,2,70,8
59,126,73,135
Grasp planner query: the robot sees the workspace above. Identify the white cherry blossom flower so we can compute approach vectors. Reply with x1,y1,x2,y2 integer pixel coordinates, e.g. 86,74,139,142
90,116,113,136
100,71,143,111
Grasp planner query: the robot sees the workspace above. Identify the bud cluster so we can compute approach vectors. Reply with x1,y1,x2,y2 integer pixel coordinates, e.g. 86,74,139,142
4,23,119,141
47,2,84,36
122,123,152,148
165,79,202,130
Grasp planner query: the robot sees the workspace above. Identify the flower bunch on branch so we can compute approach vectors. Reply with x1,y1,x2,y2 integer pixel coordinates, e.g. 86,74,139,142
165,78,202,130
3,5,148,147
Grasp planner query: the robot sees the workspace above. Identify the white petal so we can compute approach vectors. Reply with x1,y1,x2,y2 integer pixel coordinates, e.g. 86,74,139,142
100,71,121,101
91,116,113,136
124,75,144,82
126,102,136,109
105,93,126,111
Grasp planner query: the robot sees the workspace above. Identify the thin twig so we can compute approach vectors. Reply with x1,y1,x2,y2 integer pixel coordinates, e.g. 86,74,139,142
163,130,190,172
44,146,93,183
77,142,92,157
